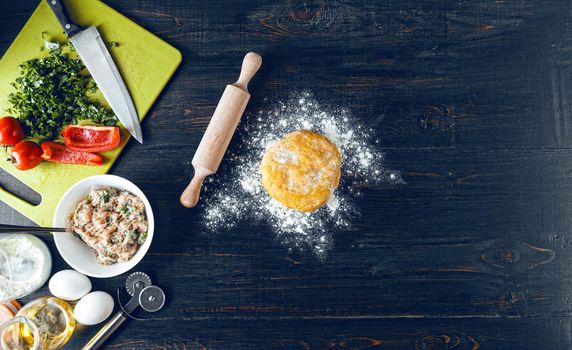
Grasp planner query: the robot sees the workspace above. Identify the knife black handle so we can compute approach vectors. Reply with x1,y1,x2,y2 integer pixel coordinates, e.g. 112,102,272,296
45,0,81,37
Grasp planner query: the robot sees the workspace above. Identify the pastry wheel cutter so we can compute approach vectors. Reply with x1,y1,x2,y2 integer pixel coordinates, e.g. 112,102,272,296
82,271,165,350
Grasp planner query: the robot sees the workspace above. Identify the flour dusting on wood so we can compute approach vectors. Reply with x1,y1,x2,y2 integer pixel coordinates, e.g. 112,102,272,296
202,92,403,258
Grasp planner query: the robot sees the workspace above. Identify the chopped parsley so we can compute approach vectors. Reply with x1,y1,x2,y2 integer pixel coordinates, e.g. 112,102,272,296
100,191,110,204
7,35,117,141
110,233,120,244
120,203,130,214
137,231,147,246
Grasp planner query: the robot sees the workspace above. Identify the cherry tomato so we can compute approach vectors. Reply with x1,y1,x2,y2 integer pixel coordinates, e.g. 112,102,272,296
0,117,24,146
11,141,43,171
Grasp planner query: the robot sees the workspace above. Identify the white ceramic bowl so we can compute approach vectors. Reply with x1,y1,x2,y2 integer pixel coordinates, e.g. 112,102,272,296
53,175,154,278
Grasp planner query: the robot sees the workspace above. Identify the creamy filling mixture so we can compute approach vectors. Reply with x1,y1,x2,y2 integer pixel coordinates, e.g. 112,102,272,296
68,187,148,265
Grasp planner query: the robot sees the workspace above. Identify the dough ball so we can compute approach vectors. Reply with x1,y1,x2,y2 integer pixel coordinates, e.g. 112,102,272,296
260,130,341,212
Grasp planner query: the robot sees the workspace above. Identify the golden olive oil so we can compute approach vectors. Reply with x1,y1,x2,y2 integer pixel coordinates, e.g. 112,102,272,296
2,297,75,350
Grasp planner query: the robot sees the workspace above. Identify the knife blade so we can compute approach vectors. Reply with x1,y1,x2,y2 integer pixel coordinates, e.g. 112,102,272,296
45,0,143,143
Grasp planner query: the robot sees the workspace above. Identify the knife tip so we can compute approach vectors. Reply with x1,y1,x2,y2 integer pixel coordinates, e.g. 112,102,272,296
132,133,143,144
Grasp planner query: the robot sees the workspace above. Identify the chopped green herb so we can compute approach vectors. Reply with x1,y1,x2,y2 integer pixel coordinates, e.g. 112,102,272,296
130,230,139,240
7,36,117,141
120,204,130,214
100,191,110,204
137,231,147,246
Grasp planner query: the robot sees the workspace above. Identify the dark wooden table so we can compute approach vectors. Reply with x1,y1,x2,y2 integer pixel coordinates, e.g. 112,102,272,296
3,0,572,348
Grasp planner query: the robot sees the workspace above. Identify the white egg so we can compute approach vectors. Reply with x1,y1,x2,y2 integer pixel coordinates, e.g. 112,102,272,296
74,291,114,325
49,269,92,301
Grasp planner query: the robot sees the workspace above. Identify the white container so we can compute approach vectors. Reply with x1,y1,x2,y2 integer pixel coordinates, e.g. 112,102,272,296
53,175,155,278
0,234,51,302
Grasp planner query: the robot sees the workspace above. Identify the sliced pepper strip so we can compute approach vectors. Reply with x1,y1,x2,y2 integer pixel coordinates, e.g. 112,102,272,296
41,142,102,166
62,125,121,153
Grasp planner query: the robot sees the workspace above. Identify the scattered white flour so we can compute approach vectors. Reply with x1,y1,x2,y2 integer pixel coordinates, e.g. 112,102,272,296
202,92,403,258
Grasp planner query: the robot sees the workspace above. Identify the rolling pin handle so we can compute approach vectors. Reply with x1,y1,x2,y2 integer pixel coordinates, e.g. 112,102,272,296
234,52,262,92
180,167,210,208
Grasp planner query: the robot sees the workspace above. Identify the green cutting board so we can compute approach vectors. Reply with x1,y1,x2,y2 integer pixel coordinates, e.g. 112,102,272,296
0,0,182,226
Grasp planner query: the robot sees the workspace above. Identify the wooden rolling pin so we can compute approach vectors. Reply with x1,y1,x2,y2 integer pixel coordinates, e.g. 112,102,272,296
180,52,262,208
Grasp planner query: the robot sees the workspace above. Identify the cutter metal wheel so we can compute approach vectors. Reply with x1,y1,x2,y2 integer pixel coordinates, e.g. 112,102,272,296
82,272,166,350
125,271,152,296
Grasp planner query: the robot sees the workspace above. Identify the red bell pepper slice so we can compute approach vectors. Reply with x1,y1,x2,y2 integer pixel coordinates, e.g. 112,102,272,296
62,125,121,153
41,142,102,166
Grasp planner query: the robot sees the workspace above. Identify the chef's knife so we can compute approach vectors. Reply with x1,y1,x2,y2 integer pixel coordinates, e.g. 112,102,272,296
45,0,143,143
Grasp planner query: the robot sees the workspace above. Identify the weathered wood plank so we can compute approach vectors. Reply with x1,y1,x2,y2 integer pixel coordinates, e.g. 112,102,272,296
96,317,572,350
